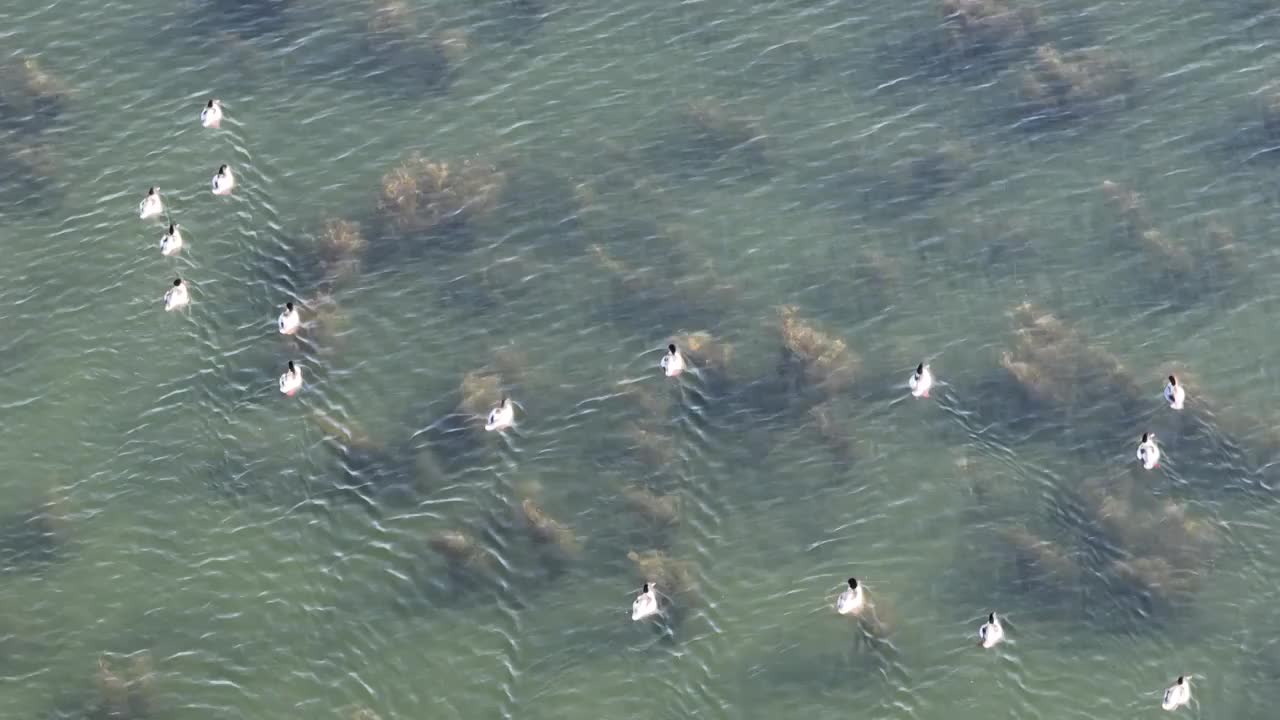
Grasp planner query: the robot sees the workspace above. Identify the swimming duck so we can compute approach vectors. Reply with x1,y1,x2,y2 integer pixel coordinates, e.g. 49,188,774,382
660,343,685,377
835,577,865,616
631,582,660,621
160,223,183,256
1137,432,1160,470
277,302,300,335
485,397,515,432
909,362,933,398
163,278,188,311
1162,675,1191,711
979,612,1004,649
138,187,163,220
279,361,302,396
211,165,234,196
200,99,222,129
1164,375,1185,410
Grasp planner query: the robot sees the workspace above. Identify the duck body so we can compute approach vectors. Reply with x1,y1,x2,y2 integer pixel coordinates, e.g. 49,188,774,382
1164,376,1185,410
1137,433,1160,470
835,578,865,615
979,612,1004,649
138,188,163,220
660,344,685,377
909,362,933,398
277,305,301,335
211,165,235,196
485,398,515,432
631,583,660,621
163,281,189,311
160,224,183,256
200,99,222,129
279,363,303,396
1162,676,1191,711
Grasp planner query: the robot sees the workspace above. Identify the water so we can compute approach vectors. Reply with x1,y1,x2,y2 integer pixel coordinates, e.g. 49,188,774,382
3,0,1280,717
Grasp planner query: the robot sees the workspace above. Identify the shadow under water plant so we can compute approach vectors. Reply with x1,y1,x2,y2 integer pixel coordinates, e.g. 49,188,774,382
0,492,70,574
0,139,59,212
376,153,506,242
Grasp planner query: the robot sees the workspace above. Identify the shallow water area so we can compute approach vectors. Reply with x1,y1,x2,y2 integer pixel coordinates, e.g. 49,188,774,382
5,0,1280,717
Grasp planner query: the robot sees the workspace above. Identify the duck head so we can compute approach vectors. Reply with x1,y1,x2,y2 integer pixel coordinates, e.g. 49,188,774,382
847,578,858,590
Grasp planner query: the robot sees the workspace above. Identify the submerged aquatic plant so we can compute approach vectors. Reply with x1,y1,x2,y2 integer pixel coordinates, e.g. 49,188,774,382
376,154,505,238
94,652,154,719
1000,525,1085,593
622,485,681,526
1019,44,1136,117
458,370,504,422
671,331,733,376
998,302,1143,419
0,55,69,129
627,549,697,599
518,497,582,558
313,218,367,284
776,305,859,395
345,707,384,720
673,97,770,174
1099,181,1251,300
940,0,1041,57
430,529,494,572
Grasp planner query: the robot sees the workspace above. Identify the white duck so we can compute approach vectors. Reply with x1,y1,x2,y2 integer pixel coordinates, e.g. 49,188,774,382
631,582,660,621
211,164,235,196
279,361,302,396
485,397,515,432
1164,375,1185,410
138,187,163,220
277,302,301,335
160,223,183,256
835,577,865,616
909,362,933,398
200,99,222,129
163,278,188,311
1162,675,1191,711
1137,432,1160,470
660,343,685,377
979,612,1005,649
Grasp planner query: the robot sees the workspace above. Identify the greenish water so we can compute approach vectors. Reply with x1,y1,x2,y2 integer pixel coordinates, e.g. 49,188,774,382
4,0,1280,717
